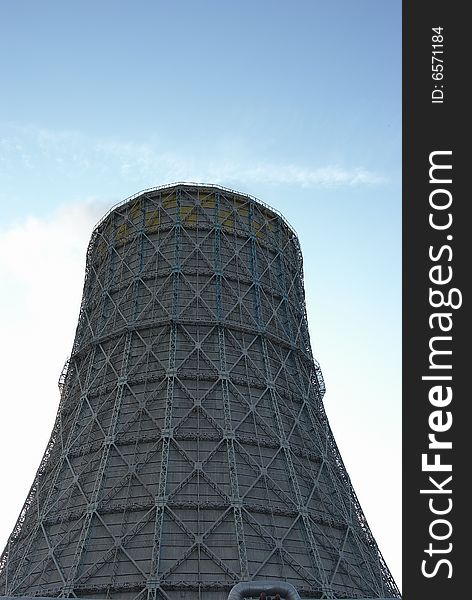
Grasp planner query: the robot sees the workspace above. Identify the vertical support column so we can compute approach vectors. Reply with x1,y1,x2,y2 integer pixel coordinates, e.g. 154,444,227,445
214,191,249,581
99,213,117,335
62,213,138,596
147,190,181,600
248,203,330,595
62,330,133,596
275,221,294,343
133,198,146,322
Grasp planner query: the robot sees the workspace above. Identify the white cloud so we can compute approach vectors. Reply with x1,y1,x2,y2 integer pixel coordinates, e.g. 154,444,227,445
0,200,106,548
0,124,386,189
240,163,385,186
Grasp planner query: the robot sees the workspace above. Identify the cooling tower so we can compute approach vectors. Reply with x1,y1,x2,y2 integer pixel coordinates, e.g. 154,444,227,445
0,184,400,600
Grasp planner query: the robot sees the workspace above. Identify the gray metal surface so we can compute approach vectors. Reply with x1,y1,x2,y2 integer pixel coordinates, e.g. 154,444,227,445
0,184,400,600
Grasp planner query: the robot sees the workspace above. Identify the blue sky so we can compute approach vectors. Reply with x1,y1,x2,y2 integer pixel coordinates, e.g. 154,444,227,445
0,0,402,589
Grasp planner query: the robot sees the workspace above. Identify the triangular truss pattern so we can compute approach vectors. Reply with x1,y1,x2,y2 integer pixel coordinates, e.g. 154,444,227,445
0,184,399,600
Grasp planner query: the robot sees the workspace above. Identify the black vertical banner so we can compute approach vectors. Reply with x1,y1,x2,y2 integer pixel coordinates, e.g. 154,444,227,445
403,2,468,600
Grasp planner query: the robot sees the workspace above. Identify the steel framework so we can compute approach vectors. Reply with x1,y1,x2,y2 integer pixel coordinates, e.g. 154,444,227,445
0,184,400,600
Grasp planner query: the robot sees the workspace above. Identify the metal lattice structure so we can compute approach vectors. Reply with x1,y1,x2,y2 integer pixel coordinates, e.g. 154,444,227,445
0,184,400,600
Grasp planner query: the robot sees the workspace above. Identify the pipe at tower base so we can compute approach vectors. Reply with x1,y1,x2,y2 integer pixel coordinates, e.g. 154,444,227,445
227,581,301,600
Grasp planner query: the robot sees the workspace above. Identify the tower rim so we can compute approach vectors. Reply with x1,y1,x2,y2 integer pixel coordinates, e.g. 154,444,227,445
91,181,298,238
